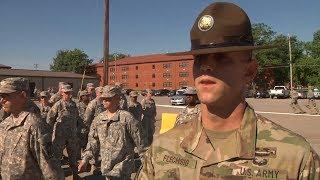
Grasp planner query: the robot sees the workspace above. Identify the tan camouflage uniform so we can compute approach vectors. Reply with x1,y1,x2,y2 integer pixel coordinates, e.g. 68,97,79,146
290,89,305,114
77,101,88,149
83,97,105,131
46,99,80,168
119,93,128,110
138,105,320,179
175,104,200,127
141,98,157,146
39,103,51,120
128,100,143,121
49,92,61,105
306,88,319,115
0,111,64,179
82,110,146,178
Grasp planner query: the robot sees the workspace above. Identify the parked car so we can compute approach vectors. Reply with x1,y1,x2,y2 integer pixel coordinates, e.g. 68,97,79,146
296,89,307,99
254,89,270,98
170,95,186,105
154,89,171,96
314,88,320,99
269,86,290,99
167,90,176,97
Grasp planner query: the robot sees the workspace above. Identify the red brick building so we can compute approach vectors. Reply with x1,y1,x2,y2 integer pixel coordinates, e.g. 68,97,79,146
90,54,195,90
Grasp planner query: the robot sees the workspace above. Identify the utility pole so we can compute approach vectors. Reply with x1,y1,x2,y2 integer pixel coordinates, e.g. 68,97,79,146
288,34,293,90
103,0,109,85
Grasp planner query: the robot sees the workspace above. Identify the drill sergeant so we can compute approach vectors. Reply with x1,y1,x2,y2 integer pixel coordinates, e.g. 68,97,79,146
0,77,64,179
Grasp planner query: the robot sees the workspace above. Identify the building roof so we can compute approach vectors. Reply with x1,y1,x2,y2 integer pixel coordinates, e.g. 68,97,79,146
93,53,194,67
0,64,12,69
0,69,97,79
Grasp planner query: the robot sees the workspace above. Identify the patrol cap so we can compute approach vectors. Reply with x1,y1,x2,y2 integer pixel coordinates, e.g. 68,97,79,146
0,77,29,94
61,84,73,92
58,82,67,88
168,2,274,56
129,91,139,97
101,85,121,98
87,83,94,88
40,91,50,97
183,87,197,95
79,90,89,97
95,86,104,93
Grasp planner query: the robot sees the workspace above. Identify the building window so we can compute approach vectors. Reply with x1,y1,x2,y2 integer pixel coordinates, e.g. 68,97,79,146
163,73,171,78
163,82,172,87
110,67,115,72
136,74,139,79
179,62,188,67
122,75,128,79
122,83,129,88
179,72,189,77
121,66,129,71
152,73,155,78
135,83,138,87
110,75,116,80
135,66,138,70
163,63,171,69
152,83,155,87
152,64,155,69
179,81,188,86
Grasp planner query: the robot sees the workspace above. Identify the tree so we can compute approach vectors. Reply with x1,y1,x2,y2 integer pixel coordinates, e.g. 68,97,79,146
50,49,93,74
99,53,130,63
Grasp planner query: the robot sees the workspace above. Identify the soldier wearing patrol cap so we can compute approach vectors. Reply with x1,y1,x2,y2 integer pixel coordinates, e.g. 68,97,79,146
78,85,146,179
128,91,143,121
115,82,129,110
76,90,90,150
86,83,96,101
175,86,200,127
49,81,68,105
141,89,157,147
46,84,81,177
38,90,52,121
138,2,320,179
0,77,64,179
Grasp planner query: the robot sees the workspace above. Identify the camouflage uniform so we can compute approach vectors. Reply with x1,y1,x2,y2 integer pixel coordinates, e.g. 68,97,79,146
306,88,319,115
82,110,146,178
119,93,128,110
175,104,200,127
46,99,80,168
0,112,64,179
77,101,88,149
290,89,305,114
0,107,9,123
128,101,143,121
141,98,157,146
49,92,61,105
83,97,105,131
39,103,51,120
138,105,320,179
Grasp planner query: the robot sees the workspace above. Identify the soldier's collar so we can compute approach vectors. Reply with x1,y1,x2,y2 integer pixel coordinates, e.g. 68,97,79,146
102,110,120,122
180,104,257,160
6,111,29,130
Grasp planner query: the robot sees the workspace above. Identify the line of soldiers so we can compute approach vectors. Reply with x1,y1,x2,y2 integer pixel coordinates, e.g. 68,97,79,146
290,86,319,115
0,77,157,179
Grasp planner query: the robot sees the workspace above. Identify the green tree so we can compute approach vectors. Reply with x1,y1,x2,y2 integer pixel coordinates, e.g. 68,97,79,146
99,53,130,63
50,49,92,74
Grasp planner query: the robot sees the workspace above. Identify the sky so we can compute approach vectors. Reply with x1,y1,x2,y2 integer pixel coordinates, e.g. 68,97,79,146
0,0,319,70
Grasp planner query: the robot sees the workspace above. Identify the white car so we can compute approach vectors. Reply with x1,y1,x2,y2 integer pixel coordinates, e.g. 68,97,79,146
170,95,186,105
314,88,320,99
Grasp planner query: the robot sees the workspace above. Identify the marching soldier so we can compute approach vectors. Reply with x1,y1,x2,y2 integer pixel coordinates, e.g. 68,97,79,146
47,84,80,177
78,85,146,179
115,82,128,110
38,91,52,121
306,85,319,115
138,2,320,179
290,88,305,114
128,91,143,121
175,87,200,126
0,77,64,179
141,89,157,146
49,82,68,105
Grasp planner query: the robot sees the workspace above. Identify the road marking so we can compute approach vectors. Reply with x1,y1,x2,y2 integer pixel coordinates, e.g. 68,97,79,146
156,104,320,117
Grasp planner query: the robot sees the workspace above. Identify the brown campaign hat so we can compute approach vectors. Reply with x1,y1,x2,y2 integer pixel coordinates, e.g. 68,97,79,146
168,2,274,56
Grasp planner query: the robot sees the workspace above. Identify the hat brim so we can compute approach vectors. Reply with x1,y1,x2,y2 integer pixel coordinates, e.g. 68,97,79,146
101,94,116,98
167,44,276,56
0,88,17,94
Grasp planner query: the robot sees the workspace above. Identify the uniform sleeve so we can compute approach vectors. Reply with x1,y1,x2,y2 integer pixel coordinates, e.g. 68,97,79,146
30,117,64,179
126,113,147,152
175,111,183,127
299,148,320,180
82,117,100,164
83,101,95,130
46,103,58,127
137,147,155,180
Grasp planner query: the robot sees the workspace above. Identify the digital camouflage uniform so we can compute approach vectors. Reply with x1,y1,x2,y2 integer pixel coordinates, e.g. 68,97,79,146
46,99,80,168
0,107,9,123
83,97,105,131
39,103,51,121
82,110,146,178
306,88,319,115
128,101,143,121
141,98,157,146
0,111,64,179
138,105,320,179
290,89,305,114
175,104,200,127
119,93,128,110
49,92,61,105
77,101,88,149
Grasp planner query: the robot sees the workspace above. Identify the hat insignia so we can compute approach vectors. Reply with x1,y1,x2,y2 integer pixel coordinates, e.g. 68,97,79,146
198,15,214,32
